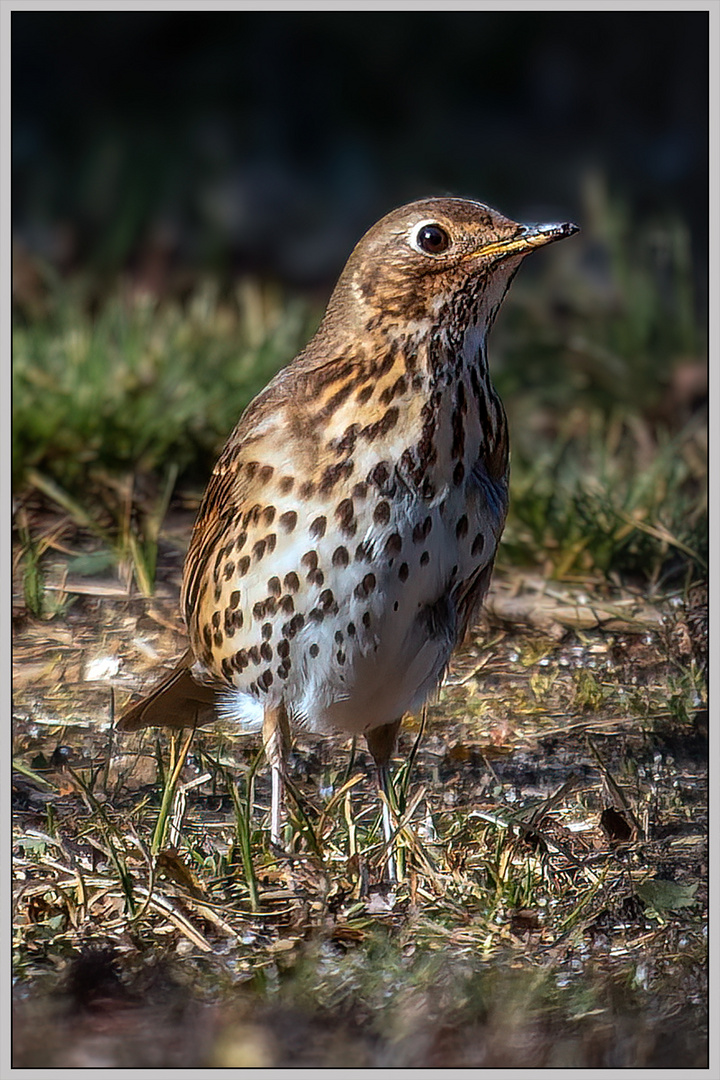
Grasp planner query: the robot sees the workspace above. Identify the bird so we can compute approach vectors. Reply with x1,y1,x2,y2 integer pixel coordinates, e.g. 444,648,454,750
118,196,578,872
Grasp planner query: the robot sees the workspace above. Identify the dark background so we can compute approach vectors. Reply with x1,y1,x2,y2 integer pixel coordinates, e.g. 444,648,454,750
12,9,709,294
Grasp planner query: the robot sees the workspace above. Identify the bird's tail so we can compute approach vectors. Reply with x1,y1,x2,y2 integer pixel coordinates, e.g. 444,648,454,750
116,649,220,732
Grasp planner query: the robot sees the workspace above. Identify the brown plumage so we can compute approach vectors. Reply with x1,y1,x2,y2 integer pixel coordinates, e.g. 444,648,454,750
118,197,578,863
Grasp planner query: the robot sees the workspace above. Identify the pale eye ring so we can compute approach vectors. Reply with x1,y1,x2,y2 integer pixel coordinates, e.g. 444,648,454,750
411,222,451,256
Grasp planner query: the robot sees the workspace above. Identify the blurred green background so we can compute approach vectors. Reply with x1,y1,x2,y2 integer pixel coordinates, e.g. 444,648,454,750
12,9,708,593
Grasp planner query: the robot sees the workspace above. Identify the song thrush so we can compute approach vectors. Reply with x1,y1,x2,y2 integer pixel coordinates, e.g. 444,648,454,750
118,197,578,866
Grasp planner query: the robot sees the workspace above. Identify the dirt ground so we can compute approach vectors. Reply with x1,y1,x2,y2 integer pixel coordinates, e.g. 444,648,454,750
11,510,709,1068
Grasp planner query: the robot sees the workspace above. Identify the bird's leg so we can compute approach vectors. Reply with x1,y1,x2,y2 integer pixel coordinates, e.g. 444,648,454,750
366,719,402,882
263,702,291,847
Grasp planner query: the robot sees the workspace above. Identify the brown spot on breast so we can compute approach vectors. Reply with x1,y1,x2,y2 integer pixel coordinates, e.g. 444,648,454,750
307,568,325,587
310,516,327,539
248,646,261,665
259,465,274,485
277,639,290,658
335,498,355,535
318,379,355,418
319,588,335,609
334,425,359,457
420,551,430,566
412,516,433,543
456,515,469,539
453,461,465,485
374,351,398,379
471,532,485,557
319,460,354,494
279,476,295,494
267,576,281,597
299,481,316,500
279,510,297,532
352,481,368,500
373,500,391,526
284,571,300,593
398,563,409,582
234,649,249,671
279,594,295,614
308,607,324,623
362,406,399,443
252,539,266,561
379,374,408,406
235,532,247,552
485,425,509,481
261,622,273,640
229,590,241,609
284,613,305,638
261,506,276,527
243,504,262,527
301,550,319,572
355,541,372,562
332,546,349,567
367,461,391,490
354,573,377,600
309,644,320,658
260,642,273,662
252,601,266,621
385,533,403,556
238,556,251,577
356,385,373,405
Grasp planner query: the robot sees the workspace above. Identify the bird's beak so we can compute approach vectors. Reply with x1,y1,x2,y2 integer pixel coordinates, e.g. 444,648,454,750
473,220,579,260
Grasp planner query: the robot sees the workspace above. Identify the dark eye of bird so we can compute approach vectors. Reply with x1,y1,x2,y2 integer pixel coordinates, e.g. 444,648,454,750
416,223,450,255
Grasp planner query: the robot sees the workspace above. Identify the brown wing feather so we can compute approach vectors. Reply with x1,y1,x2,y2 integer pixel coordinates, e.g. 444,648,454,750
116,650,222,732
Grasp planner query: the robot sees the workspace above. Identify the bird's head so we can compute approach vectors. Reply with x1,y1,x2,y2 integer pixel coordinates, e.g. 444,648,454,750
328,196,578,336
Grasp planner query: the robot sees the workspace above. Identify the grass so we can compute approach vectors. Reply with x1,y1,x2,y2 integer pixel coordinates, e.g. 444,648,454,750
11,180,708,1066
12,601,708,1066
13,276,315,485
501,409,706,582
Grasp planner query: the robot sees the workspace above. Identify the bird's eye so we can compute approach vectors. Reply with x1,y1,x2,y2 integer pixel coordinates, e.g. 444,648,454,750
414,223,451,255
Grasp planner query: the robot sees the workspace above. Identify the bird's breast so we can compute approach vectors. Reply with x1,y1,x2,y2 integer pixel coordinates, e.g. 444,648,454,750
185,347,508,737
